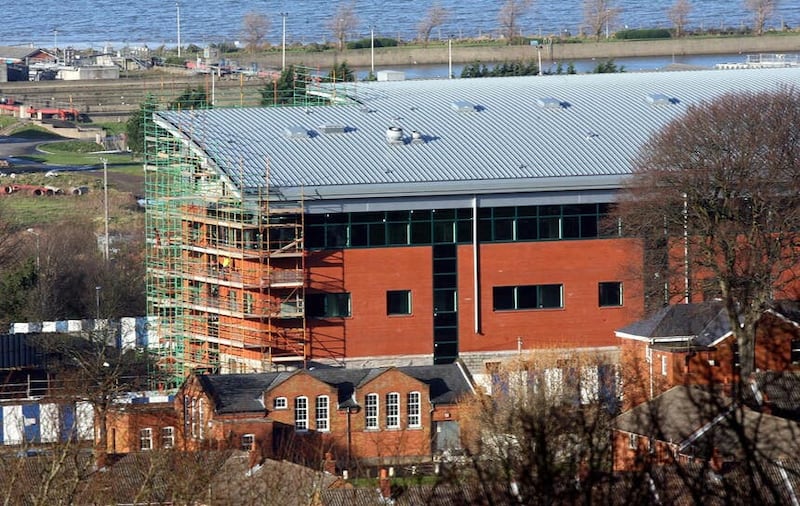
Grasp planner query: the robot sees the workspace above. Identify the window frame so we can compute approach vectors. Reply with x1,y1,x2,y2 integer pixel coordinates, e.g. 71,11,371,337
492,284,563,311
792,338,800,364
139,428,153,451
161,426,175,449
628,433,639,450
306,292,352,318
407,391,421,428
387,290,412,316
316,395,330,432
273,396,288,410
365,393,379,430
295,396,309,432
386,392,400,429
241,433,255,451
598,281,624,307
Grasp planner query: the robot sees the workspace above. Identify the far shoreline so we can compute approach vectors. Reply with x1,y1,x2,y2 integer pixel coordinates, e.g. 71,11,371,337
245,33,800,71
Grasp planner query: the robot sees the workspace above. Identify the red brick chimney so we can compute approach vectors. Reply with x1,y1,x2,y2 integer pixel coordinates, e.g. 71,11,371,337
710,447,724,473
379,468,391,499
323,452,336,474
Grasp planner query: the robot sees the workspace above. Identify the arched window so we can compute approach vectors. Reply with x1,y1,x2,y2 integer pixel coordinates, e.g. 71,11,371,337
295,396,309,431
407,391,421,428
316,395,330,432
365,393,379,430
386,392,400,429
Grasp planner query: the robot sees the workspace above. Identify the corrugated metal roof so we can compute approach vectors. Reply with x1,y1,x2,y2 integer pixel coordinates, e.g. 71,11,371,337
155,68,800,201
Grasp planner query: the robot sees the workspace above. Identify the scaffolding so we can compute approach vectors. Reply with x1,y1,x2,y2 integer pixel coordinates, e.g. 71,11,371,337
144,67,354,385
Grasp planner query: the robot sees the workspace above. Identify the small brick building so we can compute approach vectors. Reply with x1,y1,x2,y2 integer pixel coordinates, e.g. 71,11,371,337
616,301,800,409
109,362,474,468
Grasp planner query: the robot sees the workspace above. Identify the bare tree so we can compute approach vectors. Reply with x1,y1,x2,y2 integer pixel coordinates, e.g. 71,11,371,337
613,87,800,383
668,0,692,38
327,1,359,51
241,12,270,52
417,3,449,46
583,0,621,39
745,0,777,35
450,352,626,504
498,0,533,44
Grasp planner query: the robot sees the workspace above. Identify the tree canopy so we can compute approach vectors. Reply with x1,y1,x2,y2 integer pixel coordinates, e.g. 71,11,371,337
613,86,800,381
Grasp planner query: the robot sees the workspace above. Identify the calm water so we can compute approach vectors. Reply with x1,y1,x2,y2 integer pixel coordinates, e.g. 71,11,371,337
2,1,800,49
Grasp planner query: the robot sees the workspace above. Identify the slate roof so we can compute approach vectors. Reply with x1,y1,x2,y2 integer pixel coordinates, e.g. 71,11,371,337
747,371,800,418
0,46,44,62
616,301,731,346
154,67,800,203
198,362,474,414
614,385,800,461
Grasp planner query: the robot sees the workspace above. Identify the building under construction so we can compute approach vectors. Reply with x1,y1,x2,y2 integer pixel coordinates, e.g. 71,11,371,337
144,66,799,385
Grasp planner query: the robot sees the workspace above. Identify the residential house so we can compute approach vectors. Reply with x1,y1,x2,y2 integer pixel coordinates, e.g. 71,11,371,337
616,301,800,409
612,385,800,472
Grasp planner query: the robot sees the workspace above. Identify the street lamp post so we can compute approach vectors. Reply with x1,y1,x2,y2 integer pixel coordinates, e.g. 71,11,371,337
176,2,182,58
370,26,375,75
101,158,109,261
448,37,452,79
25,228,40,270
281,12,288,71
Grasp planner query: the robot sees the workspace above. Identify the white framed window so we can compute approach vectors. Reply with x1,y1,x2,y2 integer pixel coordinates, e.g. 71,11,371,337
161,426,175,449
295,396,309,431
386,392,400,429
316,395,330,432
197,398,204,440
241,433,255,451
274,397,288,410
628,433,638,450
661,355,668,376
190,398,198,438
140,428,153,451
407,391,421,428
365,393,379,430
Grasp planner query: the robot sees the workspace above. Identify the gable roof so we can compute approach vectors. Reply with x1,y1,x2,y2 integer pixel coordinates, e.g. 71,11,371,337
614,385,800,461
154,67,800,205
0,46,48,62
616,301,731,346
196,362,474,414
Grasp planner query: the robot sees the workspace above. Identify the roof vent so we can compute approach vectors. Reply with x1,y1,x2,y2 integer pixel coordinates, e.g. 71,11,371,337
411,130,425,144
536,97,562,109
386,126,405,144
284,126,309,139
646,93,673,105
451,100,476,113
318,124,346,134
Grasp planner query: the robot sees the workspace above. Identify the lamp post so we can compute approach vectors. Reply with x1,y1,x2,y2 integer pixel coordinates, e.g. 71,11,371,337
100,158,109,261
25,228,40,270
370,26,375,75
176,2,182,58
281,12,288,71
95,286,101,319
448,37,452,79
53,29,58,63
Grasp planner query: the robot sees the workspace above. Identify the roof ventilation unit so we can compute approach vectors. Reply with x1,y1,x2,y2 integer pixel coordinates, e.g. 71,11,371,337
386,126,405,144
284,126,309,139
537,97,562,109
451,100,476,113
411,130,425,144
646,93,672,105
318,124,346,134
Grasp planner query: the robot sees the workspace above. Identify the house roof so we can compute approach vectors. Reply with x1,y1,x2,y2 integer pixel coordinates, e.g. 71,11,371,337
614,385,800,461
615,301,730,346
747,371,800,417
0,46,46,62
197,362,474,414
154,67,800,204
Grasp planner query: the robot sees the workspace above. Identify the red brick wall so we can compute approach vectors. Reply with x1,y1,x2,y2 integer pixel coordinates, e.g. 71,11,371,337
166,370,453,465
612,430,675,471
307,237,644,360
107,405,180,454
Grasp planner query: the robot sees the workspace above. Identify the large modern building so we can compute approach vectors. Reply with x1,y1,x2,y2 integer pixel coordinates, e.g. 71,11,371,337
144,66,800,382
